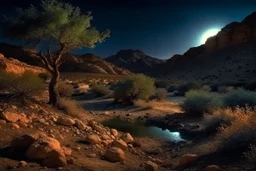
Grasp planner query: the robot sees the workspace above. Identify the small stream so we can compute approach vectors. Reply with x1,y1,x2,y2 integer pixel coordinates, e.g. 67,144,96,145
102,119,184,142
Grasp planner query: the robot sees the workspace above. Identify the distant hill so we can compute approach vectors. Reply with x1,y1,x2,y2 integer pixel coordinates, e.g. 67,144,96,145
157,11,256,84
105,49,165,73
0,43,130,75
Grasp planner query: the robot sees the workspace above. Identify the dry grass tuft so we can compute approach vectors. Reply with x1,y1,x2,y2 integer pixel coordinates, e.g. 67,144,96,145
244,145,256,163
217,107,256,151
59,98,86,118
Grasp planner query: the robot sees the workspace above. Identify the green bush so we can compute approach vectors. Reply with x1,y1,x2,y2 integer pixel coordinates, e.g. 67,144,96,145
155,80,171,88
38,72,51,81
155,88,167,101
91,85,111,97
114,74,155,104
223,89,256,108
218,86,234,93
181,90,223,116
58,81,73,97
0,71,44,103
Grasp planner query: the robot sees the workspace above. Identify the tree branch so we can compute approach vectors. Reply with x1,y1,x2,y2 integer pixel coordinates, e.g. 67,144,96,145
38,49,54,73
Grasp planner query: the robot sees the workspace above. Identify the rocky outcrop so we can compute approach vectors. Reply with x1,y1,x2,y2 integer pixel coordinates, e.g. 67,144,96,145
106,49,165,73
0,53,45,74
0,43,130,75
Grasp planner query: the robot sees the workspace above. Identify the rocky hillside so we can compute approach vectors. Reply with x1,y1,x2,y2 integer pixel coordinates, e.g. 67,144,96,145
106,50,165,73
0,43,130,75
0,53,45,74
159,12,256,84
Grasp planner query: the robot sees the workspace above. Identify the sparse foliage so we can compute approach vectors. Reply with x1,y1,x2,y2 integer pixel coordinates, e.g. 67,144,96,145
0,71,44,104
155,88,167,101
91,84,111,97
58,81,73,97
59,98,86,117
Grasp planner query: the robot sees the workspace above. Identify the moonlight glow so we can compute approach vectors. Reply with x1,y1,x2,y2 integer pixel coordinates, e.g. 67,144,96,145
200,28,220,44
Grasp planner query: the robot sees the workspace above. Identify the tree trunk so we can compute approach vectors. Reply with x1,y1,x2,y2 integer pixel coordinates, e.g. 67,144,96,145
48,70,60,106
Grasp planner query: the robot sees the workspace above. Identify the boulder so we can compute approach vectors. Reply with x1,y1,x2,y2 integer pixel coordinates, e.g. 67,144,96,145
110,129,118,137
42,149,67,168
0,119,6,124
121,133,134,143
56,117,75,127
18,161,28,167
112,139,128,150
179,154,198,167
62,146,72,156
26,137,61,160
85,134,102,144
205,165,220,171
75,120,87,130
104,147,125,162
144,161,159,171
0,110,29,123
11,134,37,151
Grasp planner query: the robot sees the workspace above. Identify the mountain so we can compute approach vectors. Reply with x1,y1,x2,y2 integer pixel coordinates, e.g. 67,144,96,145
0,43,130,75
105,49,165,73
158,12,256,84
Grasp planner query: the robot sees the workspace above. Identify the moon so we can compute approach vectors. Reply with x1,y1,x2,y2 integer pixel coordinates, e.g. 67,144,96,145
200,28,220,44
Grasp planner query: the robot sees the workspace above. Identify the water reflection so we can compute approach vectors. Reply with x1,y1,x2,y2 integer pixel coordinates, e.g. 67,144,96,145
102,119,183,142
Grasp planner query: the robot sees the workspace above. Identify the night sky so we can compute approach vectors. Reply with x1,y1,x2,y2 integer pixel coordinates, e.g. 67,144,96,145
0,0,256,59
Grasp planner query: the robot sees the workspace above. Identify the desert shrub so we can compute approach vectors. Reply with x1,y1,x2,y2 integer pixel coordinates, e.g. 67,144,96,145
59,98,86,117
217,108,256,151
204,107,242,133
245,145,256,164
91,85,111,97
201,85,212,92
176,81,203,96
38,72,51,81
155,80,171,88
218,86,234,93
58,81,73,97
114,74,155,104
0,71,44,103
181,90,223,116
155,88,167,100
223,89,256,108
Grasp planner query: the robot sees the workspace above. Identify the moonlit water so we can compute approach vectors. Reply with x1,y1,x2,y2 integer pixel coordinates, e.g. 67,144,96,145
103,119,184,142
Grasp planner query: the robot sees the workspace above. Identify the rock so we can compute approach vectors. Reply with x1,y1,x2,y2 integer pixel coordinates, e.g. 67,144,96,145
26,137,61,160
144,161,158,171
85,134,102,144
0,110,29,123
75,120,87,130
42,150,67,168
62,146,72,156
110,129,118,137
67,158,75,164
102,140,112,147
121,133,134,143
205,165,220,171
112,139,128,150
0,119,6,124
86,153,97,158
132,140,142,148
11,134,36,151
179,154,198,167
56,117,75,127
11,123,20,129
18,161,28,167
104,147,125,162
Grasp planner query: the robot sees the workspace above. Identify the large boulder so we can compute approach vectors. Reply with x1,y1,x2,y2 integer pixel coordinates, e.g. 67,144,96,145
26,137,62,160
75,119,87,130
42,149,67,168
104,147,125,162
11,134,37,151
205,165,220,171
